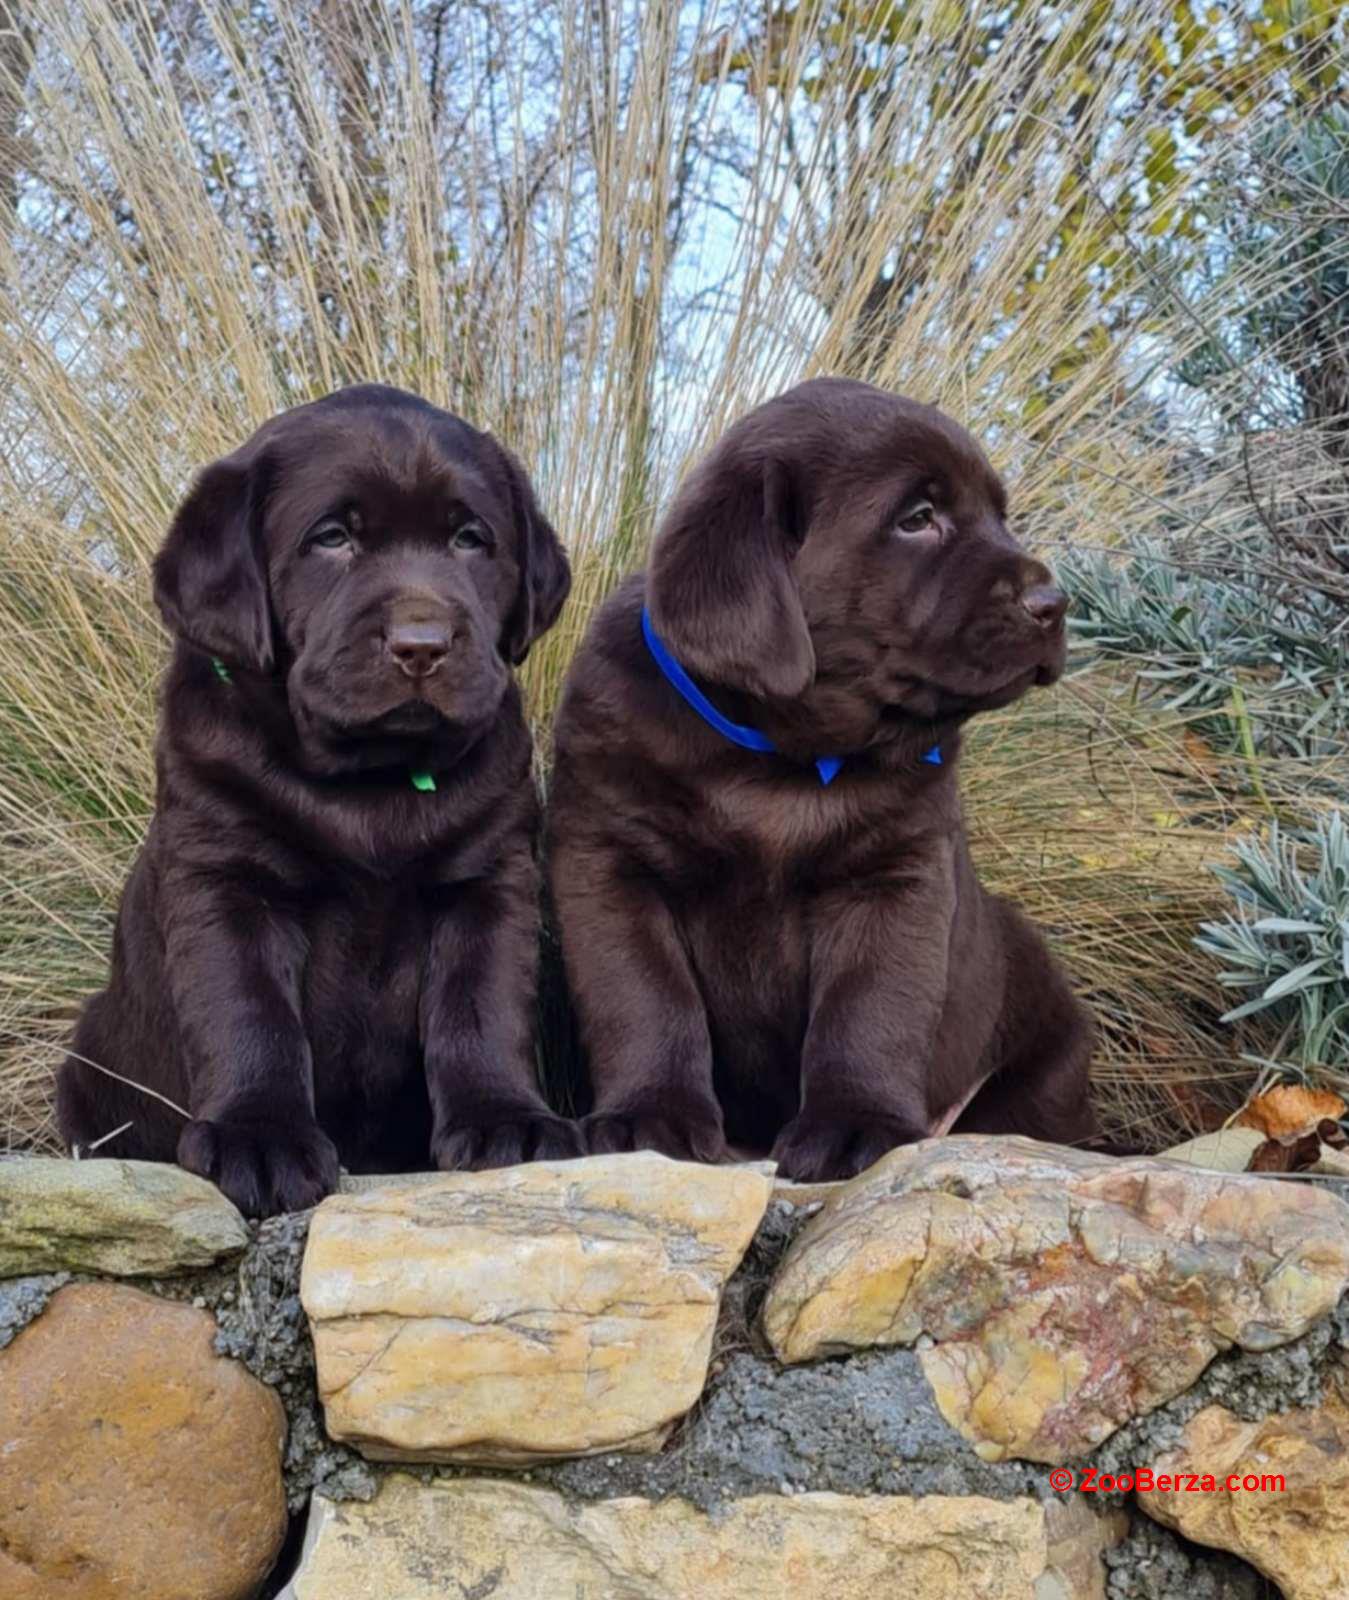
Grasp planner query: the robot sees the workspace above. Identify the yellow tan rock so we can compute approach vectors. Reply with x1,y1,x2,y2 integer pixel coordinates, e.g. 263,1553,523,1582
283,1475,1050,1600
762,1135,1349,1462
1042,1496,1129,1600
1136,1383,1349,1600
301,1151,772,1463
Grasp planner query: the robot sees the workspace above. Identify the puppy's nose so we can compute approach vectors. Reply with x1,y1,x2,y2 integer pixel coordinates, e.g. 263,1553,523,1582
388,621,451,678
1021,584,1068,629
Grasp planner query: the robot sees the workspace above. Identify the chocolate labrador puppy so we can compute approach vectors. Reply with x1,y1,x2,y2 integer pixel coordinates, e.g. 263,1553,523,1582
59,385,581,1215
548,377,1097,1180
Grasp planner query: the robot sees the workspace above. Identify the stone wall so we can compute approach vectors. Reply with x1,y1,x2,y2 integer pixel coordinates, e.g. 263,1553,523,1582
2,1138,1346,1598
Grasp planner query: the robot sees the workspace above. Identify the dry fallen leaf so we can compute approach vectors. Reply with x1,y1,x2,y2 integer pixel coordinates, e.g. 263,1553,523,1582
1234,1084,1347,1142
1249,1131,1323,1173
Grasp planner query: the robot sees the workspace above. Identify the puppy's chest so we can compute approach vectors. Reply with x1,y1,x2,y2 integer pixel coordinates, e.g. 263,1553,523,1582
663,773,908,892
298,882,434,1031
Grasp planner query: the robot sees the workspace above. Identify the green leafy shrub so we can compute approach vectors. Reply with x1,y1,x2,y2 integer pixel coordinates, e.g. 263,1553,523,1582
1195,812,1349,1075
1059,538,1349,772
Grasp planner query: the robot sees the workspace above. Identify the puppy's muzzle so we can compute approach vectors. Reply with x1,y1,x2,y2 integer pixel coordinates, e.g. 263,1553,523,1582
386,618,452,679
1020,584,1068,630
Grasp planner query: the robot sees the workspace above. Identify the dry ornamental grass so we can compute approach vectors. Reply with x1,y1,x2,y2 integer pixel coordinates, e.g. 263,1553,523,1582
0,0,1345,1153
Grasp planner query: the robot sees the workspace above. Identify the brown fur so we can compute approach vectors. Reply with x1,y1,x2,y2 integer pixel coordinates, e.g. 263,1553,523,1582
59,385,582,1216
547,377,1097,1180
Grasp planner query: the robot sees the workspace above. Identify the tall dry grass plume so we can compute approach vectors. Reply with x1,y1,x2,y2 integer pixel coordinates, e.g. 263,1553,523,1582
1,0,1345,1150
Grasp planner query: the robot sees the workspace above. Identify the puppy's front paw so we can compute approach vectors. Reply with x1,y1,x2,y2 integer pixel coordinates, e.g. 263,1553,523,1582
771,1113,916,1183
434,1111,585,1171
584,1104,727,1164
177,1115,339,1218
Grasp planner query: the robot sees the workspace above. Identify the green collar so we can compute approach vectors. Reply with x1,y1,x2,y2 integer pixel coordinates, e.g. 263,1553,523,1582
209,658,436,794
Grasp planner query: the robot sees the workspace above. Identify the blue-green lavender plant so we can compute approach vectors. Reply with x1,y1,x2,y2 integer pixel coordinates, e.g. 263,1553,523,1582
1195,811,1349,1074
1059,538,1348,775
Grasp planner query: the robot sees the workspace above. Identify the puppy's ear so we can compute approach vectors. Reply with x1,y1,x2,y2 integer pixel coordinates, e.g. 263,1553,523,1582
497,444,571,665
152,452,274,673
647,444,814,700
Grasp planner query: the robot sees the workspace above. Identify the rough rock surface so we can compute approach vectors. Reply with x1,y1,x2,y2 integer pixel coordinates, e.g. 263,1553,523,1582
763,1136,1349,1462
1086,1290,1349,1482
0,1155,248,1276
0,1281,288,1600
0,1270,68,1348
280,1474,1048,1600
1043,1498,1131,1600
547,1346,1045,1506
1136,1380,1349,1600
301,1152,772,1463
214,1211,380,1510
0,1158,1320,1600
1103,1517,1273,1600
26,1167,1319,1541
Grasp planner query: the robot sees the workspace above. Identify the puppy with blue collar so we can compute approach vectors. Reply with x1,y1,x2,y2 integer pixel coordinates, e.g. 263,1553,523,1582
547,377,1097,1180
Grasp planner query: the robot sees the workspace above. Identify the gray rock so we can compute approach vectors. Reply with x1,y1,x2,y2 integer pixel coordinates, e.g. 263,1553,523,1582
1090,1294,1349,1485
541,1347,1049,1510
210,1210,378,1512
0,1156,248,1277
0,1272,68,1349
0,1160,1326,1600
1103,1513,1274,1600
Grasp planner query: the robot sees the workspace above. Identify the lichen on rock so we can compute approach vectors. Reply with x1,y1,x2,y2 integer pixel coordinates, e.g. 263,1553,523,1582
0,1154,248,1276
762,1136,1349,1463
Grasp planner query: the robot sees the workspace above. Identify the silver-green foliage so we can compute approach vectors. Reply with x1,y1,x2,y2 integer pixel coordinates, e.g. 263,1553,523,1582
1060,539,1348,766
1195,812,1349,1071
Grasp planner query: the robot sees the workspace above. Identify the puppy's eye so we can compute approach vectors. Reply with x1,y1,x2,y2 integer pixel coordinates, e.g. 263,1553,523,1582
451,523,489,553
307,520,353,552
895,500,936,535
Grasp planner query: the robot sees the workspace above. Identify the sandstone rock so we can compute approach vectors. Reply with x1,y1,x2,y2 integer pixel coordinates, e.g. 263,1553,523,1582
762,1135,1349,1462
338,1168,452,1193
301,1151,771,1463
0,1281,288,1600
338,1158,780,1194
282,1475,1050,1600
1042,1496,1129,1600
774,1175,847,1207
1136,1382,1349,1600
0,1155,247,1276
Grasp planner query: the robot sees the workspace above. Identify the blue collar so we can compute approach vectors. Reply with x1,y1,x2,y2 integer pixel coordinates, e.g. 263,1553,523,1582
640,606,941,786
